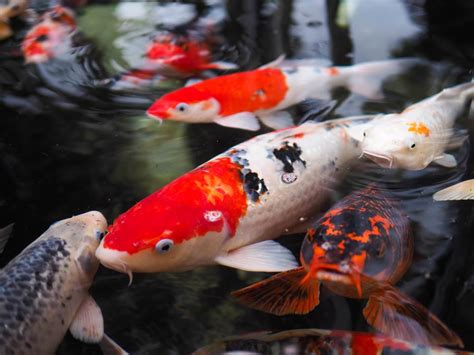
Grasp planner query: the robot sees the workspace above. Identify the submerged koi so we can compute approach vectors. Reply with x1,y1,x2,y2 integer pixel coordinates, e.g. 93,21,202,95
232,187,463,347
193,328,464,355
105,32,237,89
144,33,237,78
147,57,419,131
96,116,376,278
0,212,127,354
21,6,76,63
359,82,474,170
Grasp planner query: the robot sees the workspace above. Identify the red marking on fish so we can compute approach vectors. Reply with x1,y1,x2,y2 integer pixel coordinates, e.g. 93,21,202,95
146,34,213,74
147,68,288,119
326,67,340,76
103,157,247,254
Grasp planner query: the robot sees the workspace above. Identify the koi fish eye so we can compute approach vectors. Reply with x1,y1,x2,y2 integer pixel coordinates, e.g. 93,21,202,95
96,231,105,241
155,239,174,253
176,103,189,113
363,132,366,137
409,143,416,149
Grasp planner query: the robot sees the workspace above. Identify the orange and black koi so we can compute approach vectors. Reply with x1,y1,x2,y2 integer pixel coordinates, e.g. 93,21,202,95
233,186,463,348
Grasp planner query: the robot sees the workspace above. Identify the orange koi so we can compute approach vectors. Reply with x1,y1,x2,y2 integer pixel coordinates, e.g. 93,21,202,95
147,57,421,131
232,186,463,348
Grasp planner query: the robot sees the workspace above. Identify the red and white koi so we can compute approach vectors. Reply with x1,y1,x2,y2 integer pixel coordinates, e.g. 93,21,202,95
147,57,419,131
359,82,474,170
21,6,76,64
95,116,376,279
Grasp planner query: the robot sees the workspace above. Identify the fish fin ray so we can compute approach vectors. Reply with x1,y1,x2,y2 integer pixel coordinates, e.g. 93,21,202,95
363,285,463,347
214,112,260,131
69,295,104,344
215,240,298,272
433,153,457,168
259,54,286,69
99,334,129,355
231,266,320,315
0,223,13,254
258,111,294,130
433,179,474,201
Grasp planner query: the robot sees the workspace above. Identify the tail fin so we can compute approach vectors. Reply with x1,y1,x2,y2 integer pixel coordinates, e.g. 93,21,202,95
231,266,320,315
363,285,463,347
433,179,474,201
345,58,422,99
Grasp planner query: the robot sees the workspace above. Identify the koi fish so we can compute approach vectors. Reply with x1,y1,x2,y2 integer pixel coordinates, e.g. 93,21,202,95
95,116,376,279
21,6,76,63
144,32,237,78
232,187,463,347
147,57,419,131
359,82,474,170
193,328,464,355
0,211,127,354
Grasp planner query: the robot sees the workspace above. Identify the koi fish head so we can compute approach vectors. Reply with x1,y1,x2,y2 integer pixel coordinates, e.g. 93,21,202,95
361,115,433,170
147,86,220,123
300,188,408,296
96,157,248,277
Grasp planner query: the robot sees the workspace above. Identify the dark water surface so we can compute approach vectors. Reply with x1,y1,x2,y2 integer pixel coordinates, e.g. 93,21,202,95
1,0,474,354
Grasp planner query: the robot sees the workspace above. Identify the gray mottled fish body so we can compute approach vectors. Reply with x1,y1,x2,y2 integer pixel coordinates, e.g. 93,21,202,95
0,211,107,355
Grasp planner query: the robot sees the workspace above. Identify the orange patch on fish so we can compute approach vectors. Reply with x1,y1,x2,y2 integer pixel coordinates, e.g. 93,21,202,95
103,157,248,254
406,122,430,137
326,67,340,76
147,68,288,119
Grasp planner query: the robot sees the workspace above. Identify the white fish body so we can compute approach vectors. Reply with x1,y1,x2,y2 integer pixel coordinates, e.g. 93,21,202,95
360,82,474,170
96,116,375,275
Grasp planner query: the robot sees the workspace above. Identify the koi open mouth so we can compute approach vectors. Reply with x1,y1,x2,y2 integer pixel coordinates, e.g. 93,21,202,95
362,151,393,168
314,266,363,297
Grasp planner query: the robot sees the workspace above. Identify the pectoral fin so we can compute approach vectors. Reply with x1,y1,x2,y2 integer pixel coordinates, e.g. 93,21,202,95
258,111,294,130
0,223,13,254
363,285,463,347
231,266,320,315
433,179,474,201
69,295,104,344
433,154,457,168
259,54,286,69
214,112,260,131
215,240,298,272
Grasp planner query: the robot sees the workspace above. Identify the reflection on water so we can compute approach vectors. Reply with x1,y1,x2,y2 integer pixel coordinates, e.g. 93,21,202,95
1,0,474,354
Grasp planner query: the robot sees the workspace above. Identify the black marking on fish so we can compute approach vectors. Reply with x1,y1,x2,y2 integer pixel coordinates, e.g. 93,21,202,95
273,142,306,173
0,237,71,353
243,170,268,202
227,148,249,167
283,67,298,74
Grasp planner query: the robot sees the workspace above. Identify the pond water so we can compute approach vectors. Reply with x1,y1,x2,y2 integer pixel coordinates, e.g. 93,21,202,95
1,0,474,354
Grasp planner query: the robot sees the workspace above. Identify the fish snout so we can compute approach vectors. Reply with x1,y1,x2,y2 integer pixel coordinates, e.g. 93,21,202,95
146,102,170,121
95,244,134,285
70,211,107,241
362,151,394,168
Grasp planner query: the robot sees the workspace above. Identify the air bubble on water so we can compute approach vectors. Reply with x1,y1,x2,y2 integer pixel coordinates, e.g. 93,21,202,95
204,210,222,222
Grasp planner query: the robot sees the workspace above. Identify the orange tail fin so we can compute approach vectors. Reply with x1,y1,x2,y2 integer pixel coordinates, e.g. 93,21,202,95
363,285,463,348
231,266,320,315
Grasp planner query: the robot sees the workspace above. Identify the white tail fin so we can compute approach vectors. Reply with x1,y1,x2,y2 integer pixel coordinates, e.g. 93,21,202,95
345,58,422,99
433,180,474,201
